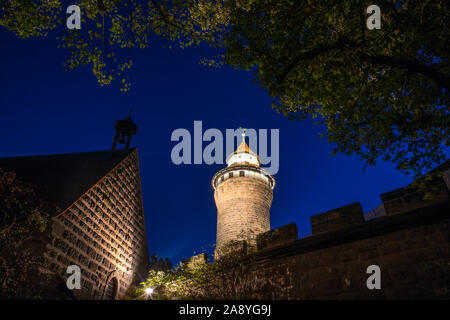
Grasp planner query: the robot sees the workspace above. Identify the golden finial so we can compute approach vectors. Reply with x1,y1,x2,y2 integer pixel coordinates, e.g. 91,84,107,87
240,127,247,142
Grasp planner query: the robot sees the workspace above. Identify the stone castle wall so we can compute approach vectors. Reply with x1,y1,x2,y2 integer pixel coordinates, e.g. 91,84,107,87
214,175,273,248
246,171,450,299
44,150,149,299
252,203,449,299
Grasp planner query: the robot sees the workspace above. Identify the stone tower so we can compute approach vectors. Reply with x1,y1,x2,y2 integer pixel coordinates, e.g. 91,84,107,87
211,132,275,255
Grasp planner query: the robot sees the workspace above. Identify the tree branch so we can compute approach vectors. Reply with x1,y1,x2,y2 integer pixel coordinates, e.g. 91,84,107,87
150,0,183,29
359,54,450,90
277,38,363,84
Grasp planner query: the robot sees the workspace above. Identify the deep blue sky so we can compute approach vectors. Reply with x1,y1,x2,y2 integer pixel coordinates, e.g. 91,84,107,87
0,26,416,265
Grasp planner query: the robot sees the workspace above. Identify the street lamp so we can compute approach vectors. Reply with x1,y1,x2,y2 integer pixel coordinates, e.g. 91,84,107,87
145,287,154,299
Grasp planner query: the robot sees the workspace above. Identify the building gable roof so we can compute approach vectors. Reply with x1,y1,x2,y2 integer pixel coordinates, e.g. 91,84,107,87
0,149,135,211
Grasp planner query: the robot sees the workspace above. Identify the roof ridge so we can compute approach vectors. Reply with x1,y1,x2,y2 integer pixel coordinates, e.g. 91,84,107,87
0,148,136,160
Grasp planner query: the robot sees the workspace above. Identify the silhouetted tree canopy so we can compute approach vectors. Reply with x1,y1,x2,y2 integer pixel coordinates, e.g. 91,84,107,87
1,0,448,176
0,168,61,299
219,0,449,177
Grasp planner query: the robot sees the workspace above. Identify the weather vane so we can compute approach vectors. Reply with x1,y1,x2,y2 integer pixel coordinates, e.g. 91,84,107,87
239,127,247,142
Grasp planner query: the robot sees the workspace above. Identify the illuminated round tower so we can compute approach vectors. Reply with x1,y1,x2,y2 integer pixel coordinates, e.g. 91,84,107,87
211,131,275,255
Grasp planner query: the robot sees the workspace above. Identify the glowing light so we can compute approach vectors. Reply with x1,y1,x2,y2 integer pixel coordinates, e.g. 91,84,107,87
145,287,154,295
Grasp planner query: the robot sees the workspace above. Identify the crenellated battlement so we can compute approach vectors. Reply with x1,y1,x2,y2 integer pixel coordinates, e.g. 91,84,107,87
253,160,450,254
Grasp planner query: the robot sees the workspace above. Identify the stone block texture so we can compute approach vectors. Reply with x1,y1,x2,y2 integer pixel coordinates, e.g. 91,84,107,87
249,201,450,299
257,223,298,251
44,150,149,299
222,163,450,299
381,183,449,216
310,202,364,235
382,160,450,216
214,176,273,249
183,253,208,268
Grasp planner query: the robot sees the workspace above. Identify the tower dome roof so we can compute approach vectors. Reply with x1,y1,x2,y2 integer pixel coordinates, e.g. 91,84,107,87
235,140,253,153
226,140,260,167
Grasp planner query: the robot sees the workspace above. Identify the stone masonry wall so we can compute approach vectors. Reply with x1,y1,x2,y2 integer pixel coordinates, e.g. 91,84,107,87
310,202,364,234
214,176,273,249
44,150,149,299
246,181,450,299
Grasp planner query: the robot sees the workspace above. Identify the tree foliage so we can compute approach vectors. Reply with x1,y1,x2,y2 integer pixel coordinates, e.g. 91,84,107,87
1,0,228,91
1,0,449,175
133,242,270,300
0,168,60,299
0,0,61,38
218,0,450,176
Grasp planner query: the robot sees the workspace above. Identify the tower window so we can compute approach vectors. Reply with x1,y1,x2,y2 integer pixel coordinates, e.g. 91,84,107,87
239,171,245,177
229,172,233,178
221,176,224,182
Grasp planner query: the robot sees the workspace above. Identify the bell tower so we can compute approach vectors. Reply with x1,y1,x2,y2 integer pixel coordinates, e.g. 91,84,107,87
211,130,275,256
111,110,138,151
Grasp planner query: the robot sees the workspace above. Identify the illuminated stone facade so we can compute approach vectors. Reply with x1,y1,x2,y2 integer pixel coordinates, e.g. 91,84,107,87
212,140,275,254
45,149,149,299
0,146,149,300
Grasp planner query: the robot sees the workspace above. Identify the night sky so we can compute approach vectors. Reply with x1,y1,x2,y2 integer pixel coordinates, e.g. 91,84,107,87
0,27,417,265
